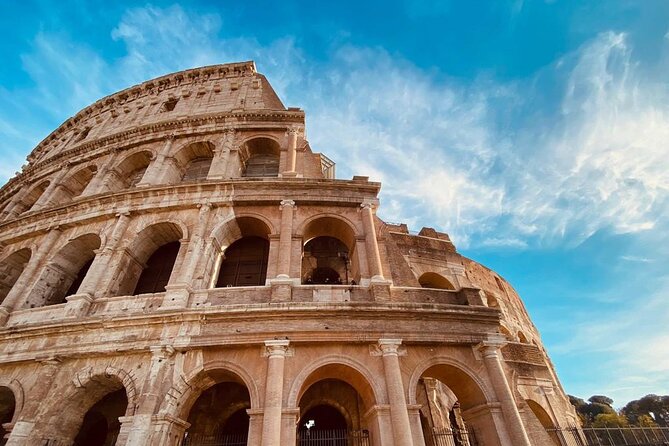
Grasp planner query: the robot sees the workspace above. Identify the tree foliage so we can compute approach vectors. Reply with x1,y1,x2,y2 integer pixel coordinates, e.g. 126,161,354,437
569,394,669,428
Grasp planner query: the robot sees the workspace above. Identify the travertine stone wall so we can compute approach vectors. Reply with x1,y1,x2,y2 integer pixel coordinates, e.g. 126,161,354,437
0,62,577,446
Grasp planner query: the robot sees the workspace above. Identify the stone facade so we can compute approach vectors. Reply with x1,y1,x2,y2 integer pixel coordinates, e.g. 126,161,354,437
0,61,577,445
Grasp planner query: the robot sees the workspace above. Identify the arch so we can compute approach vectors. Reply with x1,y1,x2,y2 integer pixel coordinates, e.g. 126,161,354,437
16,180,50,214
300,216,361,284
418,272,455,290
407,356,494,407
37,367,135,445
55,164,98,204
0,248,31,304
207,216,272,288
0,386,16,441
110,150,153,190
499,325,513,341
240,137,280,177
172,141,215,183
115,221,185,297
287,356,384,409
24,233,101,308
517,331,529,344
158,360,260,422
526,399,561,445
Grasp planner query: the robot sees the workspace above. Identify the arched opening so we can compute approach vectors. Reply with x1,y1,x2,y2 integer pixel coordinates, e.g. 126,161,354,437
110,151,152,191
16,181,49,214
0,248,31,304
302,237,349,284
133,241,180,295
175,141,215,183
499,326,513,341
418,272,455,290
216,237,269,287
301,217,359,285
526,399,560,445
73,389,127,446
24,234,100,308
241,138,280,177
54,165,98,204
209,217,271,289
517,332,529,344
182,371,251,446
416,364,492,446
295,365,375,446
112,222,184,297
0,386,16,444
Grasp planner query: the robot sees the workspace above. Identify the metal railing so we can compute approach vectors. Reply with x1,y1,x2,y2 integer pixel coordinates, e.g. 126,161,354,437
424,427,478,446
181,432,248,446
547,426,669,446
297,429,370,446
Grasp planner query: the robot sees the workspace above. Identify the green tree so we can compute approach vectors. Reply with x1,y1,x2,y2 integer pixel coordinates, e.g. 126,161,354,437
592,413,629,428
622,394,669,427
569,394,616,426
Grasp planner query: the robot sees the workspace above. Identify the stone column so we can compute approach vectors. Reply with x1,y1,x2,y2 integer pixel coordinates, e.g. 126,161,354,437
477,338,532,446
163,203,212,308
0,227,62,324
138,136,175,187
276,200,295,277
81,212,132,299
360,200,384,280
261,340,290,446
376,339,414,446
32,165,70,210
126,346,176,445
407,405,427,446
247,409,264,446
282,128,298,176
0,187,28,221
6,358,61,446
81,153,119,196
208,129,235,179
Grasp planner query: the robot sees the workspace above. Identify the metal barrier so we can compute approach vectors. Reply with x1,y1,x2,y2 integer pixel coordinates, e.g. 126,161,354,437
297,429,370,446
181,432,248,446
425,427,478,446
547,426,669,446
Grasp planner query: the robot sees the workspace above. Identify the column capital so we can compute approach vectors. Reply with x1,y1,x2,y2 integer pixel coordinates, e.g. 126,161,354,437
196,202,213,211
360,199,379,211
280,199,296,209
263,339,292,358
476,334,507,358
372,338,406,357
115,210,131,218
286,126,301,136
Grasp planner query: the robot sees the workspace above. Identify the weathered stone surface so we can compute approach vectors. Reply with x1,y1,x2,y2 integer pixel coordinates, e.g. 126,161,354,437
0,62,577,445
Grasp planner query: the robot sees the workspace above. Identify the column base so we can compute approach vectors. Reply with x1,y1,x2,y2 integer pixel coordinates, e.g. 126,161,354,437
280,171,302,178
369,276,393,302
64,293,94,318
161,284,192,309
269,276,294,302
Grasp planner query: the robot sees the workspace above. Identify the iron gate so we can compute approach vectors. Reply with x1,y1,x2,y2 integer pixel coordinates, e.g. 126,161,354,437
547,426,669,446
297,429,370,446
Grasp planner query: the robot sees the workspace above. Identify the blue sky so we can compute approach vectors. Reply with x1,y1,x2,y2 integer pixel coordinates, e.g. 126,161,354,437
1,1,668,407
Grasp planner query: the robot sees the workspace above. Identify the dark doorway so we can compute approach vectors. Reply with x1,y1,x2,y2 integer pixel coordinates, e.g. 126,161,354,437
0,386,15,446
217,237,269,287
302,237,350,284
298,405,348,446
73,388,127,446
133,241,180,295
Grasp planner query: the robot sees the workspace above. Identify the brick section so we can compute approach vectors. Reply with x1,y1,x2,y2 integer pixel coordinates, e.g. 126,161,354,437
501,342,547,367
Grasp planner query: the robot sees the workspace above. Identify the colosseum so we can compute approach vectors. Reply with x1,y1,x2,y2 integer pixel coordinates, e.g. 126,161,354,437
0,61,578,446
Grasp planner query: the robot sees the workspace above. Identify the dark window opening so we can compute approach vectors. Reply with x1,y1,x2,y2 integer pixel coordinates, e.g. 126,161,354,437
76,127,91,142
216,237,269,287
162,98,179,112
182,157,213,182
298,405,349,446
127,167,147,188
302,236,350,285
64,257,94,298
242,154,279,177
0,386,15,445
73,389,127,446
133,241,180,295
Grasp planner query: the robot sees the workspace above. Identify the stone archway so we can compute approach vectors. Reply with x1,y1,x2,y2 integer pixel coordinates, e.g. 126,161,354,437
0,386,16,445
410,360,503,446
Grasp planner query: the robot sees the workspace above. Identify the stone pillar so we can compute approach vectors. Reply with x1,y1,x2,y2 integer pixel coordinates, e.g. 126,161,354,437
407,405,427,446
0,227,62,324
81,153,119,196
281,408,299,446
477,338,532,446
282,128,298,177
261,340,290,446
32,165,70,210
360,200,384,280
148,415,190,446
163,203,212,308
126,346,176,445
0,187,28,221
138,137,175,187
80,212,132,299
208,129,235,179
376,339,414,446
276,200,295,277
6,358,61,446
247,409,264,446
